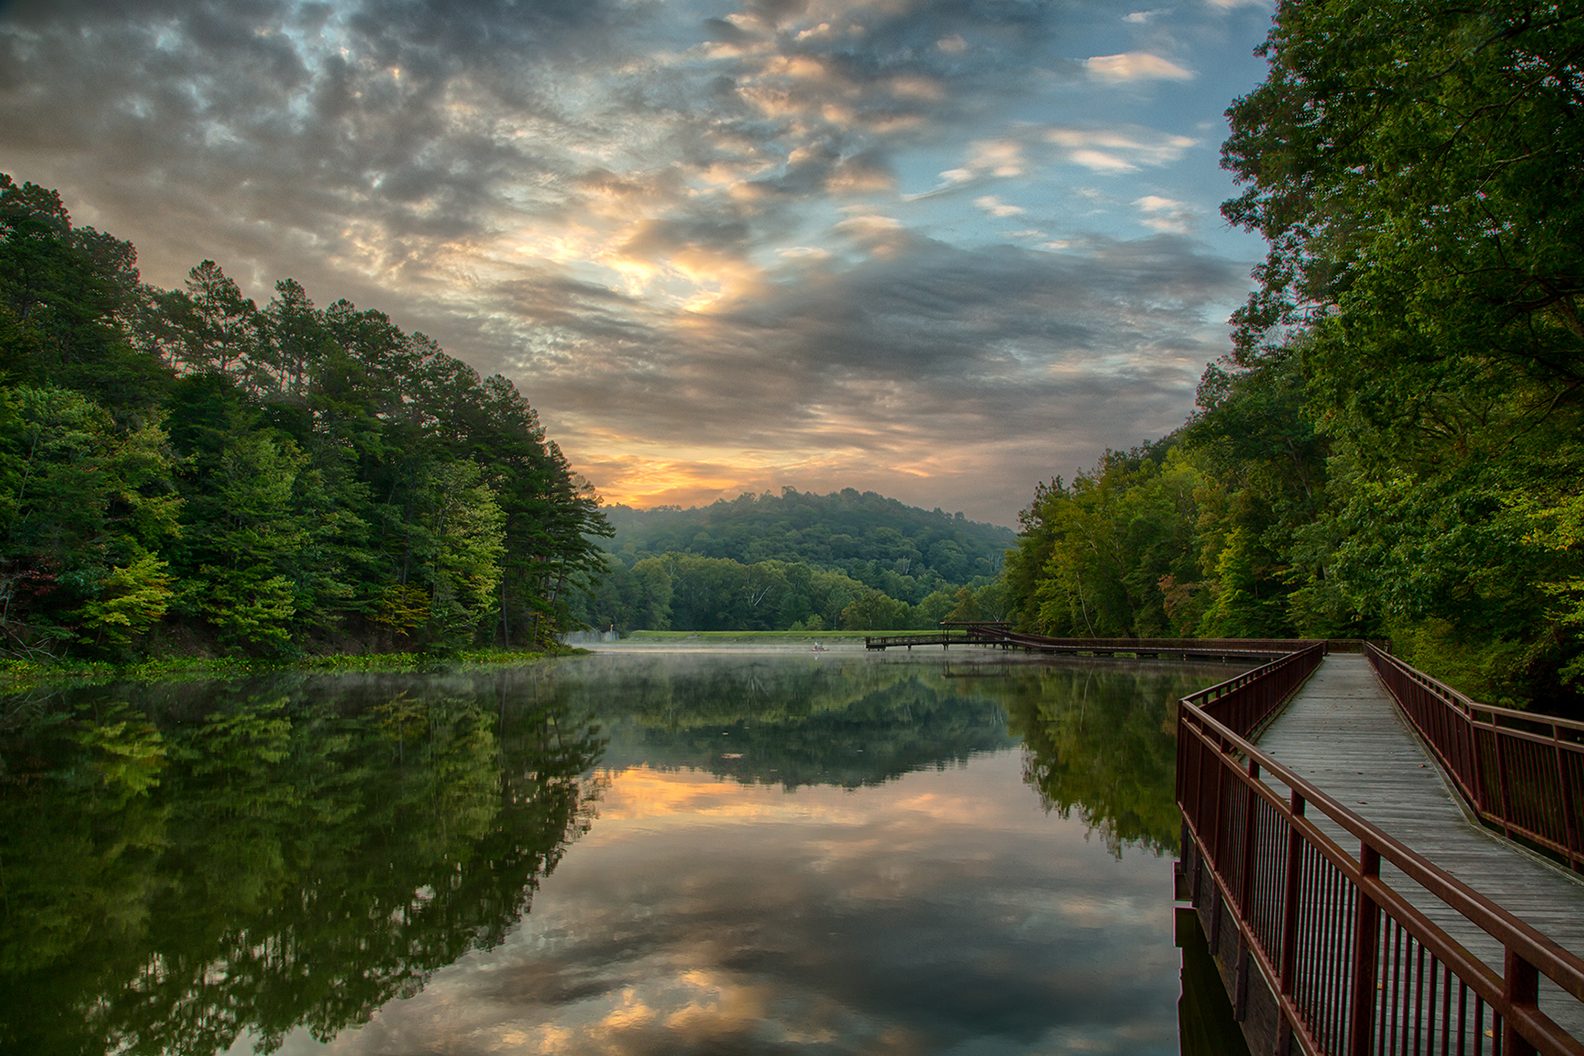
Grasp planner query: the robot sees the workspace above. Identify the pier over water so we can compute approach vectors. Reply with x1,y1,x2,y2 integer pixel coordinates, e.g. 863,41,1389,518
1176,643,1584,1056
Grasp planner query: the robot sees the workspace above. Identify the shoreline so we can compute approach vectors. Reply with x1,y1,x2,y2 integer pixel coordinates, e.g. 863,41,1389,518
0,645,581,693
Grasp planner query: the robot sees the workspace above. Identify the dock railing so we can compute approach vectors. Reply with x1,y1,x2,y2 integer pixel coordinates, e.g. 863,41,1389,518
864,629,1335,657
1178,646,1584,1056
1366,644,1584,875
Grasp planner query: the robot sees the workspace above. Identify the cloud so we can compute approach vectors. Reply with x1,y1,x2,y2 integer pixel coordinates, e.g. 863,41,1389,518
1084,52,1195,82
497,233,1243,518
1043,125,1199,176
0,0,1259,523
974,195,1024,218
1132,194,1198,234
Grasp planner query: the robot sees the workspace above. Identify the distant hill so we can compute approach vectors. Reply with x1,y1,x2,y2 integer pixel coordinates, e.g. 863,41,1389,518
599,487,1016,584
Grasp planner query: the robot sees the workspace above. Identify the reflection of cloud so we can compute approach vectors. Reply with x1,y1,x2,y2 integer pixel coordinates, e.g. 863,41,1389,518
1085,52,1196,82
275,752,1181,1056
592,766,859,828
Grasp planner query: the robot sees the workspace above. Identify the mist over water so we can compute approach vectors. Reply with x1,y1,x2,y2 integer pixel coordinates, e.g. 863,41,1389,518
0,645,1241,1054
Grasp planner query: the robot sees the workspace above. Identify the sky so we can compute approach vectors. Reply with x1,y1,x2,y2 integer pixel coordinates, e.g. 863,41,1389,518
0,0,1277,526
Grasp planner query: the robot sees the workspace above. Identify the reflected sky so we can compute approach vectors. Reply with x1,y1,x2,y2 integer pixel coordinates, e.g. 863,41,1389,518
3,646,1236,1055
245,648,1210,1055
263,756,1179,1056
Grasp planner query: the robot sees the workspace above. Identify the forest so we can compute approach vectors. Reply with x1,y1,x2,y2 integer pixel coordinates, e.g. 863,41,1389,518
570,489,1014,633
1003,0,1583,716
0,173,609,661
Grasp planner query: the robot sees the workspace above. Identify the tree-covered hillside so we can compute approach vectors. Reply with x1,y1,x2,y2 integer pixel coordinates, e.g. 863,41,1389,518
570,489,1016,634
604,489,1013,582
1002,0,1583,716
0,174,608,660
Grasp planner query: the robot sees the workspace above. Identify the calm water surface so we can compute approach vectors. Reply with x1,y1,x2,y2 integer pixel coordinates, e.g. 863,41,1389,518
0,643,1241,1055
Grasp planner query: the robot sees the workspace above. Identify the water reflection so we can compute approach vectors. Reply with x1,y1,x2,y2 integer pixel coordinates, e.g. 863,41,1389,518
1,677,604,1056
0,650,1237,1054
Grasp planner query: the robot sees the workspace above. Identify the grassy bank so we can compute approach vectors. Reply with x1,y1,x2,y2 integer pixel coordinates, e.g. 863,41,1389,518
0,645,578,692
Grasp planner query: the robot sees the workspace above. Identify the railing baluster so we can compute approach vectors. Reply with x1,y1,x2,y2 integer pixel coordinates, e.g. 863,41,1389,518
1350,843,1382,1056
1367,643,1584,872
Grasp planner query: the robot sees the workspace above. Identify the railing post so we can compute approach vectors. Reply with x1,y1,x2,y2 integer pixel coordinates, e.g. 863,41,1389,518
1278,792,1304,998
1503,948,1539,1056
1347,843,1381,1056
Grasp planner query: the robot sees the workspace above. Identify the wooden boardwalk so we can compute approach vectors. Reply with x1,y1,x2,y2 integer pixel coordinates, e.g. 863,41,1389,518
1254,654,1584,1038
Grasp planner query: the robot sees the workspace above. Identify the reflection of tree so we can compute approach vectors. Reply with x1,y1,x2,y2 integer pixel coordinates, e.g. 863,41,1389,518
999,664,1224,857
0,676,604,1055
545,655,1017,788
0,654,1231,1053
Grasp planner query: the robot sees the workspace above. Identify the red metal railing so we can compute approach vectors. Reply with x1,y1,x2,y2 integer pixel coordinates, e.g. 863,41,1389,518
1366,645,1584,874
1184,642,1328,739
1178,652,1584,1056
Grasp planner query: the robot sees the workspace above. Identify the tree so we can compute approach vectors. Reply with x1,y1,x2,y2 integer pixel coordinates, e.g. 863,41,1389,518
1003,444,1202,639
0,175,169,412
1222,0,1584,706
412,460,506,648
0,386,179,653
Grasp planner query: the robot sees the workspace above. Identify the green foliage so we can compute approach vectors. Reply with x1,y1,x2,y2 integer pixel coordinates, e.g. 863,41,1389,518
1216,0,1584,710
0,173,609,660
411,460,506,646
77,550,173,648
0,175,169,412
571,550,963,634
1003,0,1583,714
580,490,1015,633
1006,442,1203,639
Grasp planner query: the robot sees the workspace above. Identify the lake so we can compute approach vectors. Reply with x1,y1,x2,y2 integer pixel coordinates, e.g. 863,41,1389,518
0,642,1244,1055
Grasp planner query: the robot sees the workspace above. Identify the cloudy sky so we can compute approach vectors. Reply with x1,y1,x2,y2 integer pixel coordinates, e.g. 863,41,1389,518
0,0,1275,525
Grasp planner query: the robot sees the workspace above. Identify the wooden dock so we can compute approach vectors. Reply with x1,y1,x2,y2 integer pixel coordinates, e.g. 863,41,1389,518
865,629,1322,661
1253,654,1584,1039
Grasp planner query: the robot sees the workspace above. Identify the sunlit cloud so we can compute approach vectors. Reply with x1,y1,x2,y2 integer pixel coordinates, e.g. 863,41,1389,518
0,0,1267,524
1085,52,1196,82
974,195,1025,218
1133,194,1198,234
1046,126,1199,171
